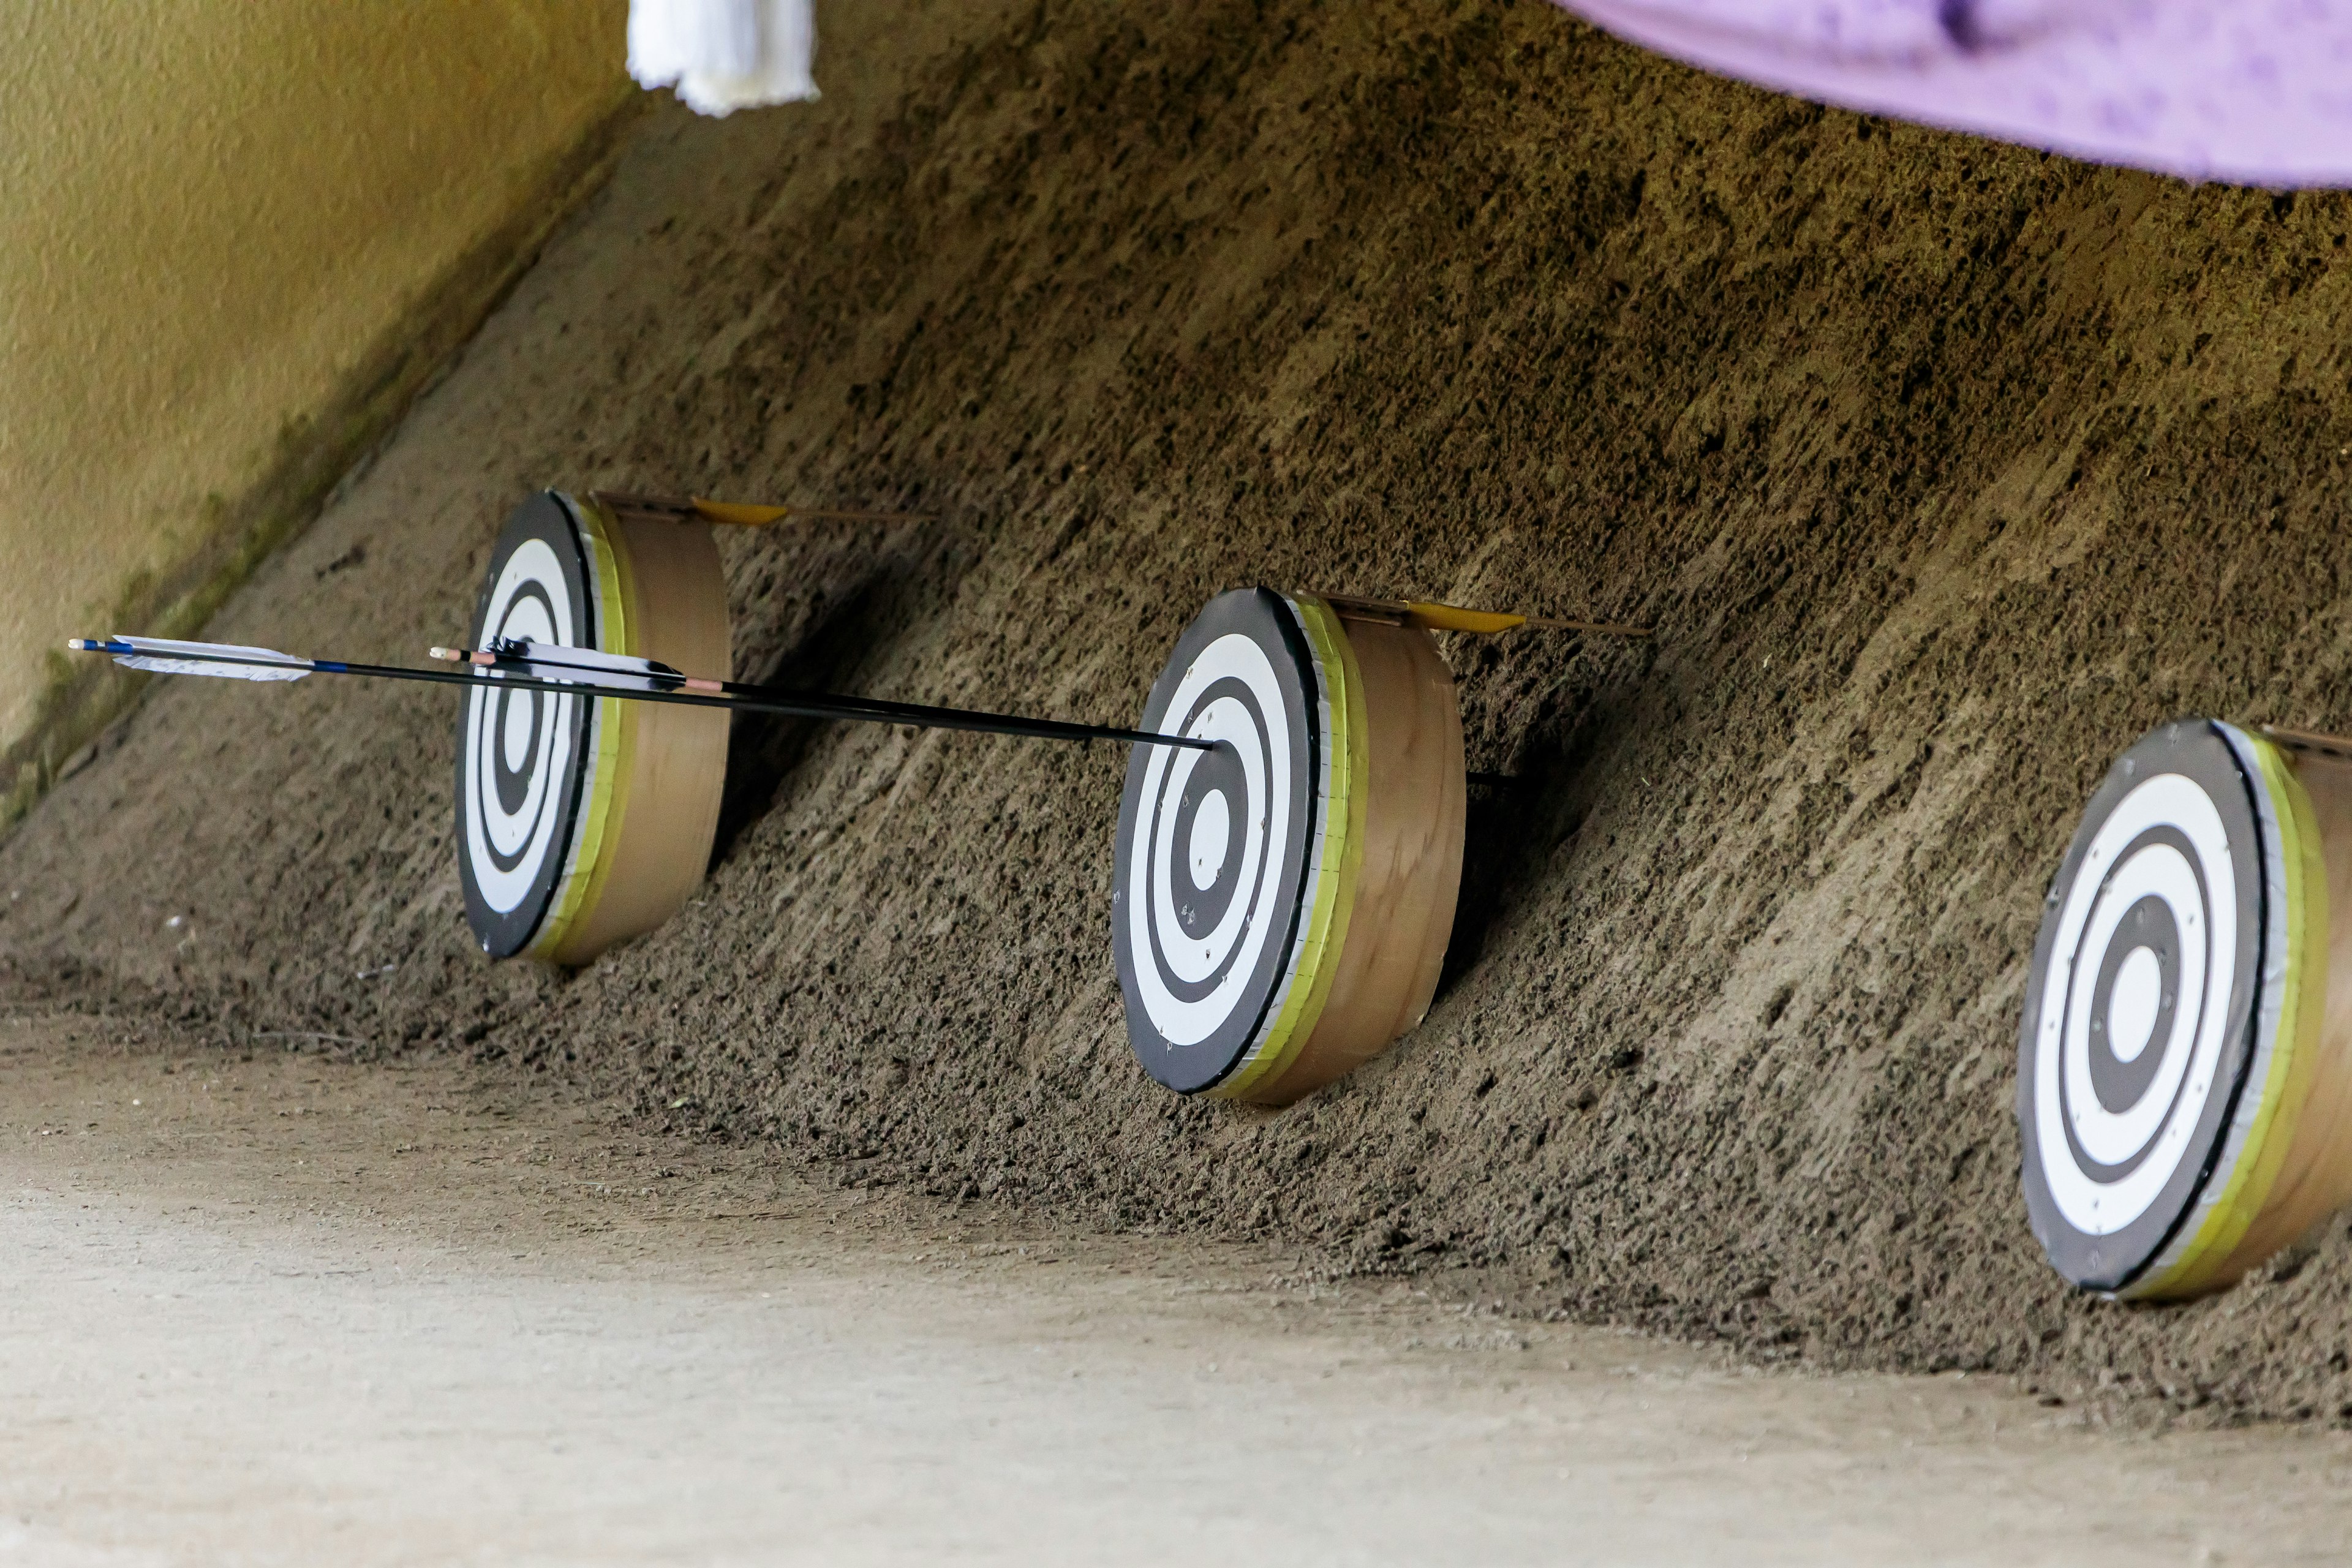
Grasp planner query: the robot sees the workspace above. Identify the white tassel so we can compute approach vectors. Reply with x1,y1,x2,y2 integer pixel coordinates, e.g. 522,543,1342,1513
85,635,312,682
492,641,685,694
628,0,818,117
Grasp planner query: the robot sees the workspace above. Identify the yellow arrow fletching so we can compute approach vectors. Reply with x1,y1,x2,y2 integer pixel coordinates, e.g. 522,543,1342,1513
690,498,793,527
1401,601,1529,635
1306,591,1650,638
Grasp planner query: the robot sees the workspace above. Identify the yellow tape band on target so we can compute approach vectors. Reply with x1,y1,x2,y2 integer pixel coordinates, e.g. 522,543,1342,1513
1289,595,1374,1076
523,499,639,963
1212,595,1370,1101
2126,734,2330,1298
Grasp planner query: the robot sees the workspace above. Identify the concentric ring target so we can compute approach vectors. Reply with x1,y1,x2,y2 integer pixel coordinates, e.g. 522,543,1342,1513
2018,718,2336,1297
456,491,731,966
458,493,598,959
1115,590,1324,1095
1114,589,1466,1104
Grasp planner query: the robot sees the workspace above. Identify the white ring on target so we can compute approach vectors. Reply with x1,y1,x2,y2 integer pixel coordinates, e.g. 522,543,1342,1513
2108,948,2163,1065
503,691,535,774
1189,790,1231,890
2032,772,2236,1235
462,537,580,914
1125,633,1295,1047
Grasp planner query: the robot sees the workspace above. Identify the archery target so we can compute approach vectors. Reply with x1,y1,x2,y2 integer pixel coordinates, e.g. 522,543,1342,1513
459,493,599,959
456,491,730,965
1115,590,1323,1095
1114,590,1464,1104
2017,718,2334,1297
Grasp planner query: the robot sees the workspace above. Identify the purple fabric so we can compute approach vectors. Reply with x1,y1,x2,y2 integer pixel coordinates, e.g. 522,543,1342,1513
1556,1,2352,186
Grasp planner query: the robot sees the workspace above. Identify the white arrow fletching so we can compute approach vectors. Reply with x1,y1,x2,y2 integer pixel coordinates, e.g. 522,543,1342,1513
492,641,681,693
108,635,312,682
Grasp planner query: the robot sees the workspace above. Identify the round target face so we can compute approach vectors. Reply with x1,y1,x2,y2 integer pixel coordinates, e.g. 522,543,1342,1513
2017,720,2268,1292
456,492,600,957
1114,590,1323,1094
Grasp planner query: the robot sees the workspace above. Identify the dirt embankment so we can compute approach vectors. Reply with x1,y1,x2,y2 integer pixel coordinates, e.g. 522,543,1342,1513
9,0,2352,1422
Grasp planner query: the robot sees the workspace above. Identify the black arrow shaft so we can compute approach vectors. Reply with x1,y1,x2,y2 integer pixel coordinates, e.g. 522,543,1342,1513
86,643,1212,753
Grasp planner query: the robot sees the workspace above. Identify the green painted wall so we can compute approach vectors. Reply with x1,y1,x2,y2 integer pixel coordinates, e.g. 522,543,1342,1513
0,1,631,778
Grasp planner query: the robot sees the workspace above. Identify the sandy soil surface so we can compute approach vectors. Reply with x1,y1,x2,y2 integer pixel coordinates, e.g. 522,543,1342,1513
9,0,2352,1426
3,1014,2348,1567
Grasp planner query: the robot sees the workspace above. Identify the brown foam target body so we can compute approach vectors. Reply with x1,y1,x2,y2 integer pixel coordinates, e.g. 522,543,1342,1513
2214,744,2352,1283
550,503,731,963
1251,614,1466,1104
1112,590,1465,1106
456,491,731,966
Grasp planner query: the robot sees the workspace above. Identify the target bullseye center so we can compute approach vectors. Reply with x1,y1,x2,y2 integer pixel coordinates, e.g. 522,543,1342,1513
2106,946,2163,1065
502,693,535,774
1189,790,1231,890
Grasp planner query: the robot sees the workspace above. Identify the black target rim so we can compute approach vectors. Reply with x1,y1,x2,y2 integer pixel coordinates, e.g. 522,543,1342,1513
2015,718,2267,1292
1113,589,1321,1095
456,491,598,957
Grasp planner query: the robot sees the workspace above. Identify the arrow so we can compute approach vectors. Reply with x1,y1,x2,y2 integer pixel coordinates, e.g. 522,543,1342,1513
590,491,933,527
1316,592,1653,638
432,639,1213,751
67,635,1212,753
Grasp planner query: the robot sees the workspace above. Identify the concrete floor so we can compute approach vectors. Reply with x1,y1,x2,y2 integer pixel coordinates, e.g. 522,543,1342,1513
3,1017,2346,1566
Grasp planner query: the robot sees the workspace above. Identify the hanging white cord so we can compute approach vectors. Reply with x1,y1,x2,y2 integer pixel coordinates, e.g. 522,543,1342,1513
628,0,818,117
